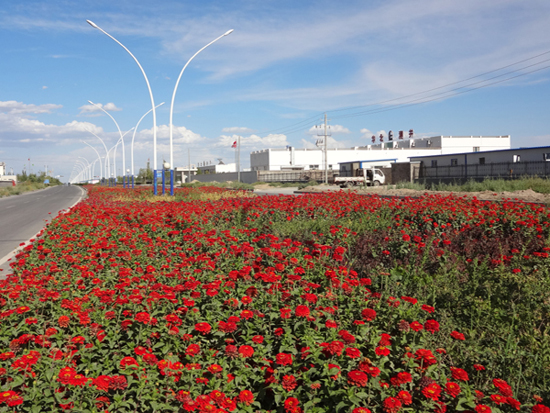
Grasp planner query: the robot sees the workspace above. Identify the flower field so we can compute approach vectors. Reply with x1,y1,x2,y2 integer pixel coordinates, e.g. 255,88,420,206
1,186,549,412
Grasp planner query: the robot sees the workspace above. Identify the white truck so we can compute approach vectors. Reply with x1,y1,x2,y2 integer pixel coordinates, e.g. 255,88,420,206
332,167,385,188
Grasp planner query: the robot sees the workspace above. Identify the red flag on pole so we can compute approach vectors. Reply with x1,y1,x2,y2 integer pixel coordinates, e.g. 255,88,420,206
231,141,237,148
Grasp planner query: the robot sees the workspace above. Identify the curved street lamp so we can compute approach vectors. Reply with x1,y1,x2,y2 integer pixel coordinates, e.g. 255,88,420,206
86,130,110,181
169,29,233,196
87,100,130,188
86,20,159,195
81,140,104,183
131,102,165,189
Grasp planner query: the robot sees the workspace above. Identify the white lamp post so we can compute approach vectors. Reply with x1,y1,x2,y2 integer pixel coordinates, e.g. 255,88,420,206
110,128,134,187
86,19,159,195
87,100,131,188
81,140,104,182
86,130,110,184
131,102,165,189
169,29,233,196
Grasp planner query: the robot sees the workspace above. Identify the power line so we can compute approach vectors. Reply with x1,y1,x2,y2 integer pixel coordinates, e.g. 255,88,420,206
267,48,550,135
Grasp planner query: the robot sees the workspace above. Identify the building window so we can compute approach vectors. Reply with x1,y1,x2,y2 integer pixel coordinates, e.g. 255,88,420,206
410,140,416,147
328,165,333,169
431,160,437,167
479,157,485,165
309,165,319,170
543,153,550,161
473,147,480,152
451,158,458,166
427,140,432,147
513,155,521,163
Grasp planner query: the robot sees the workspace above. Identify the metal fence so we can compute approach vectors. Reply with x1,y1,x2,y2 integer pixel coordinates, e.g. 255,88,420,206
419,160,550,182
258,170,336,183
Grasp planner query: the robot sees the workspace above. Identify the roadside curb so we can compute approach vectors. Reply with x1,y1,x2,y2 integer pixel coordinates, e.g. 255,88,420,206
0,186,86,276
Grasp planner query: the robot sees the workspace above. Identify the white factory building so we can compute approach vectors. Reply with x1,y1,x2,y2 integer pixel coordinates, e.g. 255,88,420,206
250,135,511,171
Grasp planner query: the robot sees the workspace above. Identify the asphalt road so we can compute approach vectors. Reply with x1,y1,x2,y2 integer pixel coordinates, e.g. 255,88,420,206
0,185,84,274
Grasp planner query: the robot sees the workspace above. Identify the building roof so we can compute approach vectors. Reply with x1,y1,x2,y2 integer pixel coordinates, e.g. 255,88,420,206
409,145,550,160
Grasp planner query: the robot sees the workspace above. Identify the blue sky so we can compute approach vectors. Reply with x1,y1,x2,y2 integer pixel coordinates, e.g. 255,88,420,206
1,0,549,180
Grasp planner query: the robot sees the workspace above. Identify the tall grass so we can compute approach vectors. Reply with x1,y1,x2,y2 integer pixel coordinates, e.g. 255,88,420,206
396,176,550,193
0,182,50,198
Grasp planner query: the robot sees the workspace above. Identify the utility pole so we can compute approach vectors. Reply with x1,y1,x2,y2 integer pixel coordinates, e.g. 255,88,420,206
315,113,330,184
237,135,241,183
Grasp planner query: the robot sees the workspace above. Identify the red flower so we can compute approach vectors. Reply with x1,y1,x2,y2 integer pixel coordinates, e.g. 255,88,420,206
532,405,550,413
284,397,301,413
282,374,297,391
493,378,513,396
58,315,70,328
353,408,372,413
195,322,212,334
473,364,485,371
120,356,139,369
450,367,469,382
410,321,423,331
375,346,390,356
445,382,461,398
238,345,254,358
347,370,369,387
450,331,466,340
397,390,412,405
506,397,521,410
383,397,402,413
390,371,412,386
280,308,292,319
345,347,361,358
109,375,127,390
186,343,200,357
238,390,254,405
424,319,440,334
475,405,492,413
295,305,310,317
361,308,376,321
276,353,293,366
422,383,442,401
252,335,264,344
421,304,435,313
240,309,254,320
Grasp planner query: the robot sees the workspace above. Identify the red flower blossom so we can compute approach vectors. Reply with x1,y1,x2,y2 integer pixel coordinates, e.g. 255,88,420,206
390,371,412,386
375,346,390,356
451,367,469,382
347,370,369,387
284,397,302,413
361,308,377,321
445,382,461,398
238,390,254,405
276,353,293,366
195,322,212,334
282,374,298,391
238,345,254,358
120,356,139,369
383,397,402,413
450,331,465,340
410,321,423,332
475,405,492,413
397,390,412,405
109,375,127,390
422,383,442,401
424,319,440,334
295,305,310,317
493,378,513,396
421,304,435,313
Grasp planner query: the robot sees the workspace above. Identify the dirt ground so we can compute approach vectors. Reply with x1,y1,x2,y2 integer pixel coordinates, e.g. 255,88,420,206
290,184,550,205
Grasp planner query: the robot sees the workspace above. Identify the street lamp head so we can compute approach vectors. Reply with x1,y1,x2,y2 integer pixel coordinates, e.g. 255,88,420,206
86,20,99,29
87,100,95,105
163,161,170,170
224,29,234,36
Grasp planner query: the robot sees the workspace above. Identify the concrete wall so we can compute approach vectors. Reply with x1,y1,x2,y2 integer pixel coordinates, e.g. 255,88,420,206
190,171,259,184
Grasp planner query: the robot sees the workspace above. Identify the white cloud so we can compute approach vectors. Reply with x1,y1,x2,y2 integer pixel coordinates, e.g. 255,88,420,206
221,126,255,134
308,124,351,135
78,102,122,116
138,124,204,144
216,133,288,149
0,100,62,115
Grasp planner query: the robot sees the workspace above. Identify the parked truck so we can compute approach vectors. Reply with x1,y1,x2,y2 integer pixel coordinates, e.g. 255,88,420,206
331,167,385,188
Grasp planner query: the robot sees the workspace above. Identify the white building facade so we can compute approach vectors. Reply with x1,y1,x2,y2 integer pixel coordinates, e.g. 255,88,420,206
250,136,511,171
